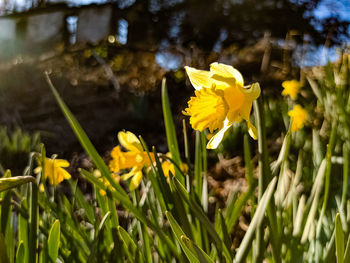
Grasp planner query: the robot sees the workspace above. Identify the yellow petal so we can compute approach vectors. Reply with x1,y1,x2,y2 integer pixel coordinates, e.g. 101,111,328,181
248,121,258,140
54,159,70,168
207,121,232,149
129,170,143,191
162,161,175,178
238,82,261,101
239,100,253,121
34,166,42,174
118,131,143,152
39,183,45,192
60,168,71,180
120,166,139,180
184,66,211,90
210,62,244,87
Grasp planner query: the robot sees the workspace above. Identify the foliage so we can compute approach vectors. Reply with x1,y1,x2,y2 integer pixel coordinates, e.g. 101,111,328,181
0,56,348,262
0,127,41,175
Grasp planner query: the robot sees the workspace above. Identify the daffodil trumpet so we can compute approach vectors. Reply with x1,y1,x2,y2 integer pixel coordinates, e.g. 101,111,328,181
183,62,261,149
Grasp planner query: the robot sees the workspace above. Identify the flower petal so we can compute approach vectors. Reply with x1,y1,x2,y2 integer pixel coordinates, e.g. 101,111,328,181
121,166,139,180
60,168,71,180
54,159,70,168
185,66,212,90
210,62,244,87
239,100,253,121
118,131,143,152
129,170,143,191
247,121,258,140
206,121,232,149
238,82,261,101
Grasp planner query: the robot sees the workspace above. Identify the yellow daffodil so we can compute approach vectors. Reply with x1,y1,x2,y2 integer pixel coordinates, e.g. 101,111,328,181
161,152,188,178
183,62,260,149
162,161,175,178
281,80,302,100
288,105,308,132
35,157,71,186
109,131,154,191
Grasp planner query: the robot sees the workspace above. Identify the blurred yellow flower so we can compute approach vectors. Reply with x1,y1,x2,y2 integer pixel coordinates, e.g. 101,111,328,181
94,169,120,196
282,80,302,100
288,105,308,132
162,161,175,178
109,131,154,191
161,152,188,178
183,62,260,149
35,157,71,186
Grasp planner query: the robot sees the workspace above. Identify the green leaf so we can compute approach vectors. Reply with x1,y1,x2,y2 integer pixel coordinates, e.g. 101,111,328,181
181,235,214,263
172,177,231,260
301,159,326,243
165,211,199,263
15,241,24,263
343,234,350,263
217,210,232,261
28,154,38,263
18,214,28,263
306,76,324,105
161,78,182,182
118,226,144,263
70,181,95,224
0,233,9,263
46,73,179,257
48,220,60,263
335,214,344,263
45,72,128,199
98,212,110,232
1,191,12,235
234,176,277,263
0,176,35,193
225,186,254,233
194,131,202,199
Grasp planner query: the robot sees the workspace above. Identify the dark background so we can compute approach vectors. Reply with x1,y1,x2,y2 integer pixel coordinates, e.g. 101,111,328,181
0,0,348,160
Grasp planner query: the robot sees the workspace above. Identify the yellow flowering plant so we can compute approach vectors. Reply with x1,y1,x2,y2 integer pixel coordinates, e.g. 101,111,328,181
25,61,347,263
109,131,155,190
161,152,188,178
288,104,308,132
35,156,71,186
183,62,260,149
281,80,303,100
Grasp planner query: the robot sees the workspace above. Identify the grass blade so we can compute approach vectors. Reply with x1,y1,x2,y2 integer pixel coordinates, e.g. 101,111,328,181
48,220,60,263
165,211,199,263
161,78,183,182
181,235,214,263
15,240,24,263
335,213,344,263
234,176,277,263
0,176,35,193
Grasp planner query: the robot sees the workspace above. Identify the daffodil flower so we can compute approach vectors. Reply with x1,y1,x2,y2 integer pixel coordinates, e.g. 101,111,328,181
282,80,302,100
288,104,308,132
35,157,71,186
93,169,119,196
161,152,188,178
109,131,154,191
183,62,260,149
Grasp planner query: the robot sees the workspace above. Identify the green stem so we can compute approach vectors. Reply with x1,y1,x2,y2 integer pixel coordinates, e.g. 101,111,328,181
342,143,349,210
253,95,281,263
